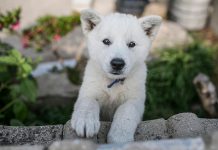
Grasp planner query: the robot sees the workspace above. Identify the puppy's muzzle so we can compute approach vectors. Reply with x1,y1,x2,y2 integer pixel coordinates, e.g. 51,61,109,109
110,58,125,74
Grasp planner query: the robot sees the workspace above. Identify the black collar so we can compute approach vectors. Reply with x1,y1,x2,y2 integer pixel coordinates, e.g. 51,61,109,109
107,78,125,88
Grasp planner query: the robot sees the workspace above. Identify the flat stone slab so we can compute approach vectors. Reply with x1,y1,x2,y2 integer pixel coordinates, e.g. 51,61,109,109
0,125,63,145
49,140,97,150
98,138,205,150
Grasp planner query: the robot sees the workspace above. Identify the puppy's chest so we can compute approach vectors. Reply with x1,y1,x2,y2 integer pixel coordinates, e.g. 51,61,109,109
106,87,125,101
98,81,127,105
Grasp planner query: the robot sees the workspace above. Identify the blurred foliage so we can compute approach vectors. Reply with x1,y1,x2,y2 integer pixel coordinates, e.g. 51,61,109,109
0,41,37,125
22,12,80,51
0,41,74,126
25,105,73,125
144,42,216,120
36,106,72,125
66,67,82,85
0,8,21,31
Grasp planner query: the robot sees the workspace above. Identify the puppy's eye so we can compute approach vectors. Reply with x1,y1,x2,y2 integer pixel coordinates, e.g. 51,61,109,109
102,39,111,46
127,42,136,48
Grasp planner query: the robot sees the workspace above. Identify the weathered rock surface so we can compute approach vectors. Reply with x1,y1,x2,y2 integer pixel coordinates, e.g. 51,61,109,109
151,21,192,53
49,140,97,150
63,120,97,142
36,73,79,101
34,72,79,108
98,138,205,150
208,132,218,150
0,138,209,150
0,146,43,150
97,122,111,144
0,145,45,150
135,118,168,141
1,113,218,149
142,2,167,18
167,113,204,138
51,26,86,60
210,0,218,36
0,125,63,145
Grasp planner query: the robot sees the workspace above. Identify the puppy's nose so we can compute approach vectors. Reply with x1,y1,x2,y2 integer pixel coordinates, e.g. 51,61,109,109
110,58,125,71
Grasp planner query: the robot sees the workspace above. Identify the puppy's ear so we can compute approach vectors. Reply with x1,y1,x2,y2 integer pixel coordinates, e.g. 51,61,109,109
139,15,162,41
80,9,102,35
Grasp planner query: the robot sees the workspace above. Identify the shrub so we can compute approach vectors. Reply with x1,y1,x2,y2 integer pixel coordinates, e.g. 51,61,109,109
144,42,216,120
0,41,37,125
0,8,21,31
22,12,80,50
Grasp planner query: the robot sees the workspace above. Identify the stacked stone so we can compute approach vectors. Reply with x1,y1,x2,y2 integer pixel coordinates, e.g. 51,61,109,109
1,113,218,150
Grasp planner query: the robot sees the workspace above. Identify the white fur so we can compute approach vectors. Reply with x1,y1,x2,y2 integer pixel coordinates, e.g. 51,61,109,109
71,9,161,143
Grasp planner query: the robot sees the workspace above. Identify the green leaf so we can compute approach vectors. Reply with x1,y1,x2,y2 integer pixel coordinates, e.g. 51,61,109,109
20,79,37,102
13,101,28,121
0,56,17,65
21,63,32,76
10,85,21,98
10,50,23,63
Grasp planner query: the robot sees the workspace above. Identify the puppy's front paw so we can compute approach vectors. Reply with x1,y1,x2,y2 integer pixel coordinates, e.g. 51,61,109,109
71,110,100,138
107,130,134,143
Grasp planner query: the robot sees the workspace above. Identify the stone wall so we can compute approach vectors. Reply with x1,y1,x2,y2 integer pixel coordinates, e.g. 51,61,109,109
1,113,218,149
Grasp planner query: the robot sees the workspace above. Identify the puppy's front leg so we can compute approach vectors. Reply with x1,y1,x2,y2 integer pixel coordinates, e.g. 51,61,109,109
71,98,100,138
107,100,144,143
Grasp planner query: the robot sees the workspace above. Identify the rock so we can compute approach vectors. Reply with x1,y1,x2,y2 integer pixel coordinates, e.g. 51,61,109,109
200,119,218,135
0,145,44,150
210,0,218,36
49,140,97,150
71,0,92,12
36,72,79,106
51,27,87,60
113,138,205,150
2,113,218,147
63,120,97,143
142,2,167,18
151,21,192,54
135,118,168,141
208,131,218,150
97,122,111,144
92,0,116,15
0,125,63,145
167,113,204,138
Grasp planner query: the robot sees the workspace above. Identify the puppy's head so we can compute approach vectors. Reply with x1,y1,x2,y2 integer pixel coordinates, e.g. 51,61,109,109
80,9,161,79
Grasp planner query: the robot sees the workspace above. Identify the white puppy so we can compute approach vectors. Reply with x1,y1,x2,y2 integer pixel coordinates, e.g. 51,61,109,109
71,9,161,143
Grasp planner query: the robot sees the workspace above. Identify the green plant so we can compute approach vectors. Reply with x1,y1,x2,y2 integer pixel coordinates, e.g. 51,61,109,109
30,105,73,125
0,41,37,125
144,42,216,120
22,12,80,50
0,8,21,31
